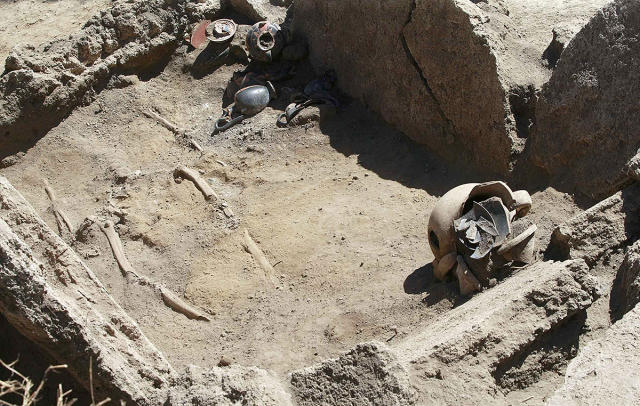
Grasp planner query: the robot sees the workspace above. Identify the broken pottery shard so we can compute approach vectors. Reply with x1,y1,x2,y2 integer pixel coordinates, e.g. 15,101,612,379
434,252,457,281
191,20,211,48
476,197,510,245
476,217,498,237
465,222,479,244
497,222,537,263
455,255,481,295
470,234,494,260
454,197,511,260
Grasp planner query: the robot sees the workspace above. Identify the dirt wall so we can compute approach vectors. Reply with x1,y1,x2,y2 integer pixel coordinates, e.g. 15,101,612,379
292,0,609,176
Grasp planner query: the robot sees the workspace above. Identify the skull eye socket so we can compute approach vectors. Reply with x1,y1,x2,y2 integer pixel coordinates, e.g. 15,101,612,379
429,230,440,251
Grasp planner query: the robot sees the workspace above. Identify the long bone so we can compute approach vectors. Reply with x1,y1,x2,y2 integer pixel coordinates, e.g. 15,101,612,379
99,220,210,321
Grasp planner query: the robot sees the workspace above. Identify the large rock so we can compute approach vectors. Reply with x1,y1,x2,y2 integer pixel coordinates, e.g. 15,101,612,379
293,0,607,175
547,303,640,406
229,0,288,23
290,342,413,405
548,182,640,266
530,0,640,197
167,365,293,405
291,259,600,404
613,240,640,317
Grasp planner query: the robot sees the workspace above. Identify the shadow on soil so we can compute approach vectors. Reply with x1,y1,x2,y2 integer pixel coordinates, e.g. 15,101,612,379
319,102,482,196
403,262,467,306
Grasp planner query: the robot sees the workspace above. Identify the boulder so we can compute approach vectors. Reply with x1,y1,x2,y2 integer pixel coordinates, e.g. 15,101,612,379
614,240,640,317
290,342,413,405
548,182,640,266
291,259,600,404
229,0,288,23
167,365,293,405
547,304,640,406
531,0,640,197
293,0,608,175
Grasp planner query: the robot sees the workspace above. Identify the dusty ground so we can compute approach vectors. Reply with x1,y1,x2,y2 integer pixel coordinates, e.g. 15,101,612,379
0,0,111,71
0,43,585,384
0,3,601,405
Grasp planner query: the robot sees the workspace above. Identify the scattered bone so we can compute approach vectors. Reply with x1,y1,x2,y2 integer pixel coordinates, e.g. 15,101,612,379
98,219,210,321
190,139,204,152
0,177,175,403
142,108,185,136
43,179,74,240
99,220,140,279
242,229,277,286
221,202,235,218
174,165,219,201
216,160,228,167
142,109,203,152
160,287,210,321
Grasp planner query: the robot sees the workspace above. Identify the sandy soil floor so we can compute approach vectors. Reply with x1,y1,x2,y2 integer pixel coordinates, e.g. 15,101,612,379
0,35,585,381
0,0,111,71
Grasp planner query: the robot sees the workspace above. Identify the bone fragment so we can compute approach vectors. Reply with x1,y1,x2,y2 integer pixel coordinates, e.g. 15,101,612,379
43,179,74,239
241,229,277,287
99,219,210,321
174,165,219,201
99,220,140,278
142,108,184,136
160,287,210,321
142,109,202,152
190,139,204,152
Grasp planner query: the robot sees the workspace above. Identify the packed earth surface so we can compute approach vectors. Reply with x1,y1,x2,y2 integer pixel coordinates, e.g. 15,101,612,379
1,0,639,405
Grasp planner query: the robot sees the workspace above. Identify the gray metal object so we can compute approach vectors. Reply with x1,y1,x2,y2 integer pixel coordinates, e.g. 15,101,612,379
214,82,276,133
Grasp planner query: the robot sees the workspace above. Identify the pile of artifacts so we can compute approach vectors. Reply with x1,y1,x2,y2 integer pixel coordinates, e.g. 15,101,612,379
187,17,338,133
428,181,535,295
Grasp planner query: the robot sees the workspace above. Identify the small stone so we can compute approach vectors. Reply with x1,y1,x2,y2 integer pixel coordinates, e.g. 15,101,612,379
218,357,231,367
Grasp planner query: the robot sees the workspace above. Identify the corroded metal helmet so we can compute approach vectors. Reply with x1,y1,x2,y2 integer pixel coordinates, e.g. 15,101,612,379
427,181,532,279
246,21,284,62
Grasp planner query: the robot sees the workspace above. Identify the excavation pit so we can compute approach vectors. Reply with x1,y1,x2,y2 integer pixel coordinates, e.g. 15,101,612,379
1,0,639,405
